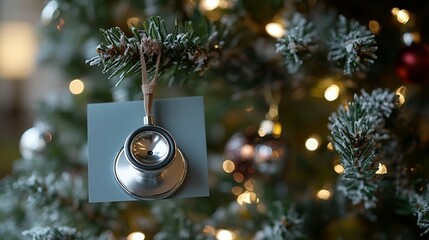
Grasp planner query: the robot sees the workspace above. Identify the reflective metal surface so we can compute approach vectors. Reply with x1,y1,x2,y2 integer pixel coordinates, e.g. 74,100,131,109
124,125,176,171
114,147,187,199
130,131,169,167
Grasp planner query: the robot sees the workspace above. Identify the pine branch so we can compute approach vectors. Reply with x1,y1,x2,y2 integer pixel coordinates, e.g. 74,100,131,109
275,13,317,73
327,15,377,75
255,202,305,240
409,185,429,235
328,89,396,209
22,226,81,240
86,16,223,85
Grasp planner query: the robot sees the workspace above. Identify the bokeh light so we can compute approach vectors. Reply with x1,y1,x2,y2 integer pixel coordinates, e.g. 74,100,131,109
216,229,234,240
316,189,331,200
69,79,84,95
223,160,235,173
127,232,145,240
396,9,410,24
305,137,319,151
392,8,410,24
368,20,381,34
324,84,340,101
376,163,388,175
265,22,285,38
396,86,406,106
237,191,259,205
334,164,344,174
200,0,220,11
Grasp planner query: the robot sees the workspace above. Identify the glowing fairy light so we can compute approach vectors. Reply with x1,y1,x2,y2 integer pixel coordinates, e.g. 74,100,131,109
316,189,331,200
244,179,255,191
127,17,140,27
258,120,274,137
305,137,319,151
392,8,410,24
233,172,244,183
265,22,285,38
376,163,388,175
272,121,282,138
240,144,254,158
327,142,334,151
334,164,344,174
200,0,220,11
391,7,400,16
396,9,410,24
237,191,259,205
231,186,243,196
127,232,145,240
69,79,84,94
368,20,381,34
324,84,340,101
396,86,406,106
216,229,234,240
223,160,235,173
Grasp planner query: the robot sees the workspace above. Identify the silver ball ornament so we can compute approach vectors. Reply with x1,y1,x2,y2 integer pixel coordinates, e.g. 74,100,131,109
19,125,52,160
254,135,289,176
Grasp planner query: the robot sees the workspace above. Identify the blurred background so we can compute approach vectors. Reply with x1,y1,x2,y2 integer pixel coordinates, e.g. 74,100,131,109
0,1,65,176
1,0,429,239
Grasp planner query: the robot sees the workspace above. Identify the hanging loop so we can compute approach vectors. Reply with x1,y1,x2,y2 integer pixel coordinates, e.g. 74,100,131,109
139,36,162,125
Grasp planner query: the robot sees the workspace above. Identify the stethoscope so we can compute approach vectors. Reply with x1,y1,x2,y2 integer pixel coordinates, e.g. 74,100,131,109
113,46,187,199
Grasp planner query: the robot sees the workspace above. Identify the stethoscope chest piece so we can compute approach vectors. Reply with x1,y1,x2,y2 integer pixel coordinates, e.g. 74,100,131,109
114,121,187,199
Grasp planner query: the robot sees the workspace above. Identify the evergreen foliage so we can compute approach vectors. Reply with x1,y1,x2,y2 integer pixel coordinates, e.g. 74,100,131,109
275,13,317,73
2,0,429,239
327,15,378,75
86,16,224,85
328,89,396,208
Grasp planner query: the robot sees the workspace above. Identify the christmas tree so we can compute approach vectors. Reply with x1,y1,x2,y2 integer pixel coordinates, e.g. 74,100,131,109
2,0,429,239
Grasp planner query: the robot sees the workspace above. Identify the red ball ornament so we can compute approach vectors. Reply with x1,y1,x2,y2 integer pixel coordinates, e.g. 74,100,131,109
253,134,289,177
224,128,258,181
395,43,429,84
224,123,291,181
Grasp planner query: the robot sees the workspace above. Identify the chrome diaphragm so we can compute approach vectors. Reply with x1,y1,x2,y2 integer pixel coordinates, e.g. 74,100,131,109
114,117,187,199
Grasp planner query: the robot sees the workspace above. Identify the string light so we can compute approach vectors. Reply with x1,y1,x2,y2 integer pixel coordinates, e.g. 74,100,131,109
326,142,334,151
396,9,410,24
127,17,140,27
265,22,285,38
69,79,84,94
376,163,388,175
233,172,244,183
395,86,406,106
240,144,254,158
237,191,259,205
272,121,282,138
216,229,234,240
368,20,381,34
316,189,331,200
231,186,243,196
392,8,410,24
305,137,319,151
244,179,255,191
223,160,235,173
334,164,344,174
200,0,220,11
391,7,400,16
324,84,340,101
127,232,145,240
